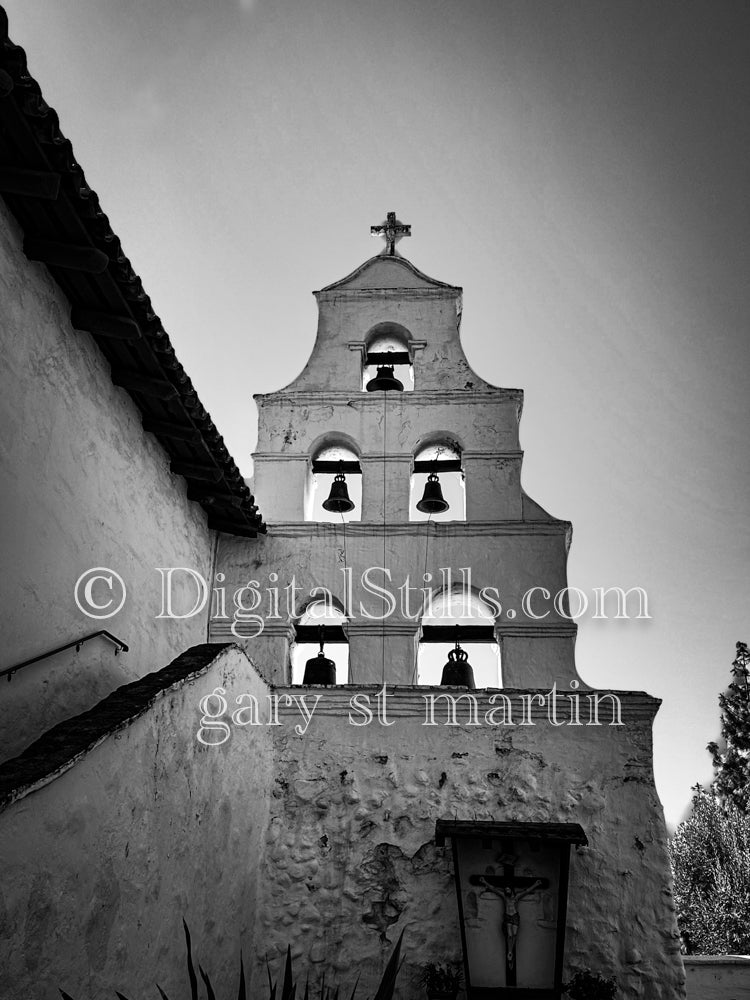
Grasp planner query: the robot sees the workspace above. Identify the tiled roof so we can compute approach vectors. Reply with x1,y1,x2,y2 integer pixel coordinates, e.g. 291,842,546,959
0,7,265,537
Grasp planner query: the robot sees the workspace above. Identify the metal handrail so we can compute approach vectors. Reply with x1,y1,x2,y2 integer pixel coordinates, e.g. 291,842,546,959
1,630,128,682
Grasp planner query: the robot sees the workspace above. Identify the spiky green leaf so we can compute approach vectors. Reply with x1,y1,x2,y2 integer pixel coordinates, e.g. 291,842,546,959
199,963,217,1000
183,919,199,1000
266,955,277,1000
281,946,295,1000
372,929,405,1000
237,951,246,1000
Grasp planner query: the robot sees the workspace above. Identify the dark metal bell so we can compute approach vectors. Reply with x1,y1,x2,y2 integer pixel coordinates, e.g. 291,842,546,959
322,471,355,513
416,471,450,514
302,649,337,685
440,644,475,689
366,364,404,392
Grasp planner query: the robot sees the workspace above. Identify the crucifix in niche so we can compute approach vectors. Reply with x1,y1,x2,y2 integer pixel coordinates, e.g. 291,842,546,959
470,863,549,987
437,821,586,997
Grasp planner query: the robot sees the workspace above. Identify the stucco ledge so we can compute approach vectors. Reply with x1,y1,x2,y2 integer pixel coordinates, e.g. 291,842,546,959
0,643,259,811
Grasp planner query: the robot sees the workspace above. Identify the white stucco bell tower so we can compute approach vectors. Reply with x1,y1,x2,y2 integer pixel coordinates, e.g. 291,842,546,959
208,217,683,999
213,214,581,691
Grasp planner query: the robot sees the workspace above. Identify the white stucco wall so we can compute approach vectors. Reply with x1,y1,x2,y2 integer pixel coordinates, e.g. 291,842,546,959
214,524,577,686
0,199,215,760
683,956,750,999
0,644,271,1000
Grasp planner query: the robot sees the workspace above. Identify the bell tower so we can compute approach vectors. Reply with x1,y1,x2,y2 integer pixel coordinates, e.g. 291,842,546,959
209,217,683,999
213,214,579,690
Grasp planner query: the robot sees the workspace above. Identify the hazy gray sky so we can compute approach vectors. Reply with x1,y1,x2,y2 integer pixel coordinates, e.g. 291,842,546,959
5,0,749,827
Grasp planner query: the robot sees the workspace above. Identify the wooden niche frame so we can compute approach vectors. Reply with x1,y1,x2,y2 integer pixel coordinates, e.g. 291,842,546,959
435,820,588,1000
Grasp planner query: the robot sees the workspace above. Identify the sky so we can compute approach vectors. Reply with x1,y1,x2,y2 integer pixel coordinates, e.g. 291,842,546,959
4,0,749,828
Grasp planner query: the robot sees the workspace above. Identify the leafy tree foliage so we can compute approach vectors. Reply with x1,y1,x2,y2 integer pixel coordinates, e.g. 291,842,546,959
707,642,750,813
669,643,750,954
670,785,750,953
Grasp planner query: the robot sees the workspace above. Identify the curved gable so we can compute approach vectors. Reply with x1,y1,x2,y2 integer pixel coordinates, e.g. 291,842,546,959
317,254,460,293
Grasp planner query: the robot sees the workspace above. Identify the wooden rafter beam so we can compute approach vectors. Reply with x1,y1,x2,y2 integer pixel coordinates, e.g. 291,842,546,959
420,625,496,643
294,625,348,644
0,166,60,199
413,459,463,473
207,517,258,538
142,418,202,444
365,351,411,366
111,370,178,399
23,237,109,274
71,307,141,341
170,460,222,482
187,484,255,509
311,460,361,474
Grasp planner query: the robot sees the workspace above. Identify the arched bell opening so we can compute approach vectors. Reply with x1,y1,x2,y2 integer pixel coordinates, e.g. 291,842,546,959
291,600,350,685
410,440,466,522
416,588,501,688
306,442,362,522
362,325,414,392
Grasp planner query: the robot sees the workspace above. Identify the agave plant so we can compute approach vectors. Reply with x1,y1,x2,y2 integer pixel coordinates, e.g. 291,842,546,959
60,920,404,1000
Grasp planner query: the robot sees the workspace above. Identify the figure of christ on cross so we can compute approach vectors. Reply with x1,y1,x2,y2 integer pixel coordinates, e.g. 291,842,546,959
470,866,549,987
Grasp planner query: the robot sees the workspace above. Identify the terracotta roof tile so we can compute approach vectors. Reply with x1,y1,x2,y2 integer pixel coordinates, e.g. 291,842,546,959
0,7,265,536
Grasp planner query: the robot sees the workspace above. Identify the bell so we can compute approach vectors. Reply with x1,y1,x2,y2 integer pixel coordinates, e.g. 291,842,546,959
322,470,355,513
416,471,449,514
440,643,475,689
303,628,337,685
366,364,404,392
302,649,337,684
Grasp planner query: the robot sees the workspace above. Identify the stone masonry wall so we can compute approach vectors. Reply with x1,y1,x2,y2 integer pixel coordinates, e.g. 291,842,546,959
251,687,685,1000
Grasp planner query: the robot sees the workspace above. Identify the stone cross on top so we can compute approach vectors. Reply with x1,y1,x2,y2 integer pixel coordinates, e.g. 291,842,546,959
370,211,411,256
